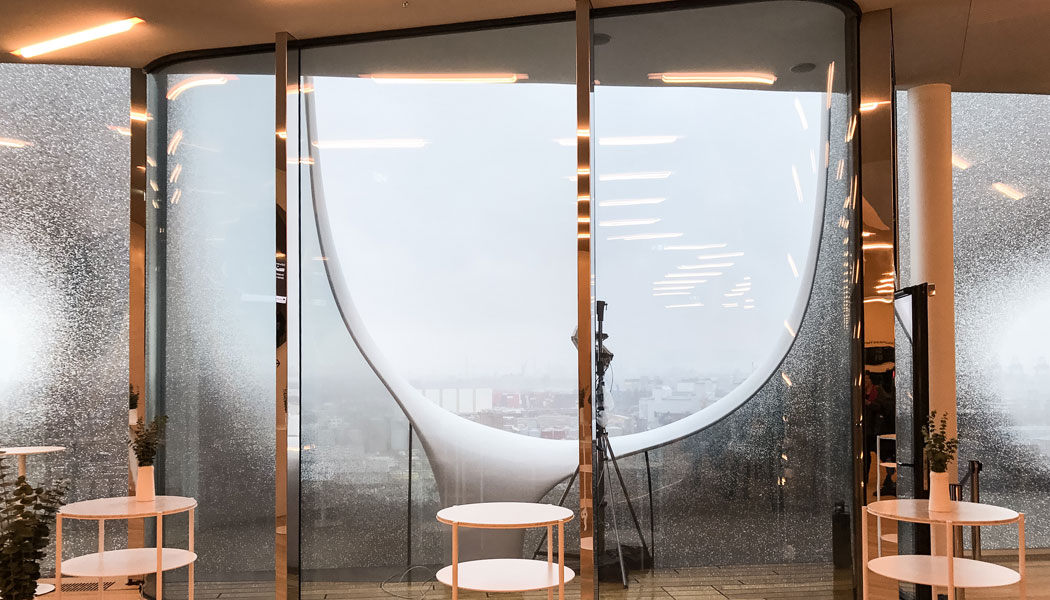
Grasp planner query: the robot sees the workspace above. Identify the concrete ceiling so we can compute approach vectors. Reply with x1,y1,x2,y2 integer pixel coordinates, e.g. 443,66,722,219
1,0,1049,93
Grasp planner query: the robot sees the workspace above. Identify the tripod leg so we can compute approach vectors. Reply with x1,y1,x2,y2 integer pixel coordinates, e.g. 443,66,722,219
604,456,628,588
605,434,651,560
645,450,655,570
532,468,579,559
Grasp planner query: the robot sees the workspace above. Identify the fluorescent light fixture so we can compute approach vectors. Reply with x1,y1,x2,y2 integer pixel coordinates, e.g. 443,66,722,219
787,254,799,278
678,262,734,269
862,242,893,251
599,171,672,181
745,298,755,303
654,280,706,285
743,305,755,310
664,272,714,278
664,243,726,251
313,139,428,149
722,303,739,308
607,233,683,241
859,100,891,112
653,286,695,291
992,182,1024,200
648,72,776,85
696,252,744,260
167,75,237,100
666,302,704,309
653,292,690,297
599,198,666,207
952,153,971,170
361,73,527,84
12,17,144,58
599,218,660,227
724,292,743,297
794,97,809,130
107,125,131,136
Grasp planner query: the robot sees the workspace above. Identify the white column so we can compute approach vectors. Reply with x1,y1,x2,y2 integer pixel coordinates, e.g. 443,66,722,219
907,83,957,479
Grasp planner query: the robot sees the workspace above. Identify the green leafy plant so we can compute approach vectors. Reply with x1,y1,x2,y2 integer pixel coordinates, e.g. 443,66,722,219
922,410,959,473
0,456,68,600
129,415,168,467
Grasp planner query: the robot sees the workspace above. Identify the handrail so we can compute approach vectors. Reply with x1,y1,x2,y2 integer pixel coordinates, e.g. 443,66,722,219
949,460,983,560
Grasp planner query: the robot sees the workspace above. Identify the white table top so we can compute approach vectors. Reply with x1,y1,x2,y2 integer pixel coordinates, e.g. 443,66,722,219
61,496,197,519
0,446,66,456
437,502,574,529
867,499,1019,525
436,559,574,592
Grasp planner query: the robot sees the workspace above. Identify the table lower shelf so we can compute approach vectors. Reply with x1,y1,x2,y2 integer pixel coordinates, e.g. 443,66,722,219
868,555,1020,588
62,549,197,578
436,559,575,592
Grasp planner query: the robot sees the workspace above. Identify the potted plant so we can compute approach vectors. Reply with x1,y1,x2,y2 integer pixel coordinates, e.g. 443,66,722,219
0,456,68,600
922,410,959,512
129,415,168,502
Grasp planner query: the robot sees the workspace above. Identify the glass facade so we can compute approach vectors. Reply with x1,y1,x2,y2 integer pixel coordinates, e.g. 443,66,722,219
898,91,1050,549
143,1,860,597
0,63,131,562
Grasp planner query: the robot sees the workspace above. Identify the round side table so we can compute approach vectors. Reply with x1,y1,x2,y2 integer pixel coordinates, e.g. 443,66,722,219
863,499,1025,600
57,496,197,600
436,502,575,600
1,445,66,595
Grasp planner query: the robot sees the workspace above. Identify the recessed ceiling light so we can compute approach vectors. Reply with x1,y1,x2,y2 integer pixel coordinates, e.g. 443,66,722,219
648,72,776,85
791,62,817,74
360,73,527,84
12,17,144,58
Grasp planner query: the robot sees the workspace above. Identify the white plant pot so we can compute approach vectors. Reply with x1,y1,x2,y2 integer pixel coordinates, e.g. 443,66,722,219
136,465,155,502
928,470,951,512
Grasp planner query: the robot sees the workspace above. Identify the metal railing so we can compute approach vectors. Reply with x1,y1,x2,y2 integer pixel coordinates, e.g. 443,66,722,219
949,459,983,560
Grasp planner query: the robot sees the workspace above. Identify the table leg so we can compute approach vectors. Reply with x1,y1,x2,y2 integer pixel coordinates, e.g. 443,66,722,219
547,525,553,600
18,455,27,478
56,515,63,600
861,509,869,600
189,509,195,600
1019,514,1026,600
558,521,564,600
157,514,164,600
946,522,955,600
98,520,105,600
451,523,458,600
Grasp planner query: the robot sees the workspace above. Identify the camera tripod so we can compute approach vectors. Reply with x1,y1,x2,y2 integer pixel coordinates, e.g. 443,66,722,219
534,301,652,587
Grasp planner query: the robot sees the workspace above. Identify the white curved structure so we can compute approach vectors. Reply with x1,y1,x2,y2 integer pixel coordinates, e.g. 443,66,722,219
302,84,828,556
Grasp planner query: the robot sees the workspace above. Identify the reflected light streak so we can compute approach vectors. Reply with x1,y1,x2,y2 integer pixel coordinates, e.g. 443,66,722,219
836,159,845,180
666,272,721,278
600,135,680,146
12,17,144,58
653,292,690,297
287,83,315,94
784,321,796,337
862,231,875,237
782,372,793,387
0,137,32,148
992,182,1024,200
654,280,706,285
599,218,660,227
169,163,182,183
952,153,971,170
792,165,804,203
107,125,131,136
313,138,429,149
666,302,704,309
859,100,891,112
652,286,694,291
862,242,893,250
599,198,665,207
149,180,159,192
599,171,672,181
361,73,528,84
724,292,744,297
864,297,893,304
787,254,799,278
166,130,183,155
722,303,739,308
810,149,817,174
793,97,809,130
825,62,835,109
648,72,776,85
664,243,726,251
743,305,755,310
696,252,743,260
167,75,236,100
130,111,151,122
607,232,682,241
845,115,858,142
678,262,733,269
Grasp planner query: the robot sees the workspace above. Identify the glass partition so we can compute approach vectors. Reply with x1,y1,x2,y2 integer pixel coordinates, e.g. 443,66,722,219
590,0,856,591
147,55,277,587
0,62,131,565
898,91,1050,549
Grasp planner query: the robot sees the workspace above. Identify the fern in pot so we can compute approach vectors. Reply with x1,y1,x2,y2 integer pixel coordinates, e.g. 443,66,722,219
923,410,959,512
0,456,68,600
129,415,168,502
